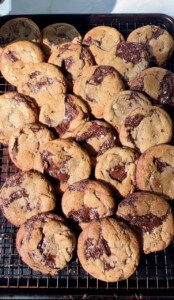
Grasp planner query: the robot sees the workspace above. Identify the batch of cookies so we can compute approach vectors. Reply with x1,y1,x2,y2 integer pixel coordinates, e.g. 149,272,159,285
0,17,174,282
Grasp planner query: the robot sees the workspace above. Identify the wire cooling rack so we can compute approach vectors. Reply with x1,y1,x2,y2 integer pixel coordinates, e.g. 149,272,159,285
0,14,174,299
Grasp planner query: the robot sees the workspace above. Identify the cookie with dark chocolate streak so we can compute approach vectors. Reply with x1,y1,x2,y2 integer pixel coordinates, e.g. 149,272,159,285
117,192,174,253
77,218,140,282
16,213,76,274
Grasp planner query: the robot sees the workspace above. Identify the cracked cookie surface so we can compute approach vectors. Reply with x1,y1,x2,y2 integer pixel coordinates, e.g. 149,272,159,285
8,123,55,171
0,40,45,86
77,217,140,282
130,67,174,106
117,192,174,254
136,144,174,199
82,25,124,64
48,42,94,85
0,92,38,144
17,62,67,108
119,105,173,153
62,179,116,229
95,147,137,197
74,65,125,119
0,171,56,227
39,93,89,139
127,25,174,66
33,138,91,193
42,23,82,57
16,213,76,274
103,90,151,132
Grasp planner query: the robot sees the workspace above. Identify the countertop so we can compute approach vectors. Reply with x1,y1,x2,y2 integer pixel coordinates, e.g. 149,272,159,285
0,0,174,16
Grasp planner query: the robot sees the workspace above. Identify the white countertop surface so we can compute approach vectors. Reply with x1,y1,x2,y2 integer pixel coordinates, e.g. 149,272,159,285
0,0,174,17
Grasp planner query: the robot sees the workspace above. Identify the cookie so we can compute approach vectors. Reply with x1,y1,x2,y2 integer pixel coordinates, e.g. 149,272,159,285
0,92,38,144
74,65,125,119
62,179,115,229
48,42,94,85
95,147,137,197
8,123,55,171
0,17,41,56
41,23,82,57
103,90,151,132
136,144,174,199
0,41,45,86
16,213,76,275
119,106,173,153
127,25,174,66
0,171,56,227
17,62,67,108
39,93,89,139
82,25,124,64
75,120,120,166
130,67,174,106
33,139,91,193
103,41,150,85
77,218,140,282
117,192,174,254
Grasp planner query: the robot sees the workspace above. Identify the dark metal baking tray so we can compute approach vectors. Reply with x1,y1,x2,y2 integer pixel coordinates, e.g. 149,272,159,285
0,14,174,300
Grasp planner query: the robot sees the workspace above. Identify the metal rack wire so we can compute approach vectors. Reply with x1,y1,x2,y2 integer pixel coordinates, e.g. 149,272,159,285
0,13,174,298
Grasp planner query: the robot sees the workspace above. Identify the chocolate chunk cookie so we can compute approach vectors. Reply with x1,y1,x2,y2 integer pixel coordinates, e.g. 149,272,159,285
39,93,89,138
95,147,137,197
41,23,82,57
16,213,76,275
8,123,55,171
0,171,56,227
117,192,174,254
82,25,124,64
103,41,150,85
119,106,173,153
48,42,94,86
103,90,151,132
17,62,67,108
0,92,38,144
77,218,140,282
62,179,115,229
136,144,174,199
33,139,91,193
74,65,125,119
75,120,119,166
0,17,41,57
127,25,174,66
0,41,45,86
130,67,174,106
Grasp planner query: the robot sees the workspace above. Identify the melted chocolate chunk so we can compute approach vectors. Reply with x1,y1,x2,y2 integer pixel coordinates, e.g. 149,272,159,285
5,50,18,62
109,164,127,182
98,138,117,156
152,26,165,40
68,207,99,223
158,72,174,105
29,71,41,79
76,122,113,141
64,56,74,69
116,41,147,64
3,173,25,188
41,150,70,181
104,262,116,271
56,95,79,136
58,43,71,55
119,194,138,208
125,114,144,128
30,77,54,93
153,157,171,173
80,48,93,64
11,137,19,159
83,36,95,46
68,179,90,192
85,235,111,260
42,253,56,268
125,209,170,233
87,66,115,85
4,188,29,207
